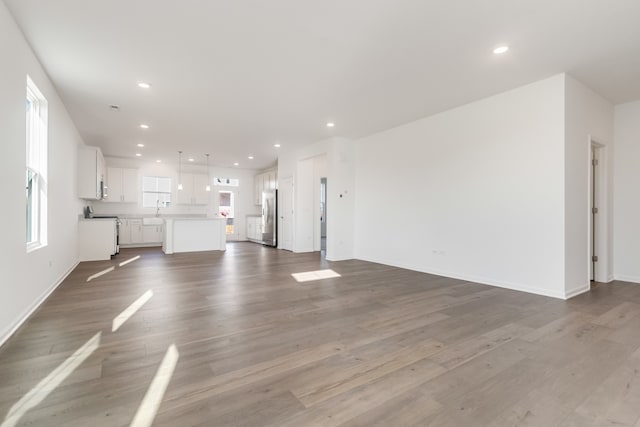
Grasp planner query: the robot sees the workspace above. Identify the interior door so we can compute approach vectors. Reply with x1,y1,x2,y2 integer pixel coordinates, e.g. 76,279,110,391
279,176,293,250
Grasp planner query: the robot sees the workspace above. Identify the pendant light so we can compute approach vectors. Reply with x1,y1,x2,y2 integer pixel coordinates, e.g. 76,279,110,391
177,151,183,190
205,154,211,192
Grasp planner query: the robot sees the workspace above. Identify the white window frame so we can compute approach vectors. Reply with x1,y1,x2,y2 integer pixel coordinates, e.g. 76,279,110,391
213,177,239,187
26,76,48,252
142,176,172,208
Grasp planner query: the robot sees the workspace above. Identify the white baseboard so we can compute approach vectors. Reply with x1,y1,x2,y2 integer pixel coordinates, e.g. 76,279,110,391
564,283,591,299
0,261,79,348
613,274,640,284
119,243,162,249
326,256,354,262
355,255,567,299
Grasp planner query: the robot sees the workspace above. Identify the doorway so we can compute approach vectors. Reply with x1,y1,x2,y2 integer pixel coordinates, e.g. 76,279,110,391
589,140,608,283
320,178,327,251
218,190,238,240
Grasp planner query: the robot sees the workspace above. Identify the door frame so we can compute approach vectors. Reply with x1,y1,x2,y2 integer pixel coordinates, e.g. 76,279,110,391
588,136,609,283
320,177,327,252
217,189,239,241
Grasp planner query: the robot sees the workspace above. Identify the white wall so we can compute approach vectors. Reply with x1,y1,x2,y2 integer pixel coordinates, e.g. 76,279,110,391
278,137,355,260
613,101,640,283
354,75,567,298
326,138,355,261
0,2,86,344
92,157,261,240
294,158,316,252
564,75,614,294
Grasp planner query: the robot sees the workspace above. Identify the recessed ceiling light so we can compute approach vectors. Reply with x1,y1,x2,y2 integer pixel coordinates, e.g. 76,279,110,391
493,45,509,54
326,122,335,127
137,143,145,147
248,156,254,160
135,153,142,157
233,162,239,166
139,124,149,129
274,144,281,148
188,158,194,162
137,82,152,89
156,159,162,163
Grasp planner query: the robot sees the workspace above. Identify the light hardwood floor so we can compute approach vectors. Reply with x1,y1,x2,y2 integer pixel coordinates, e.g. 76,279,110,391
1,243,640,426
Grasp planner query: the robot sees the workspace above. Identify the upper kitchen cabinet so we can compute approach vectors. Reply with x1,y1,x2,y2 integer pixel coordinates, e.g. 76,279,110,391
77,146,105,200
105,167,138,203
177,173,210,205
254,169,277,205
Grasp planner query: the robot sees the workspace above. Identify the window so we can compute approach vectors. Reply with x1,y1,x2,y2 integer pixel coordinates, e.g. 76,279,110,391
142,176,172,207
213,177,239,187
26,76,48,251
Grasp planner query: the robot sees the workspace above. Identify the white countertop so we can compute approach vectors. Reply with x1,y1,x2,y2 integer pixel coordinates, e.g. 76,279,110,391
164,217,226,222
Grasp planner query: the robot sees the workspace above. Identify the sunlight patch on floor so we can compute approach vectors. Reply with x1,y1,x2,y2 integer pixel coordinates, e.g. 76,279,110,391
291,269,342,283
1,332,101,427
130,344,180,427
112,290,154,332
119,255,141,267
86,266,115,282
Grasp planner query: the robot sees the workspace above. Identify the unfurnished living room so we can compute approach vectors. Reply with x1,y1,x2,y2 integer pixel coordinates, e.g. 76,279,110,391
2,1,640,426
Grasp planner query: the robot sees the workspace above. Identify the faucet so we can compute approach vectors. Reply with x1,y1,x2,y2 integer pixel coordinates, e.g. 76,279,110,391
156,199,161,217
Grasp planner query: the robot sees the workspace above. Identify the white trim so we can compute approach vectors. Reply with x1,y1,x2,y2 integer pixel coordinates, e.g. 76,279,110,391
0,261,79,348
26,241,46,253
613,275,640,284
564,283,591,299
355,255,567,299
588,137,610,283
326,255,353,262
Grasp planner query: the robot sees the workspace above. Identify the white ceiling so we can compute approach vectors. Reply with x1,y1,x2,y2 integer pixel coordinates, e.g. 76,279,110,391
5,0,640,170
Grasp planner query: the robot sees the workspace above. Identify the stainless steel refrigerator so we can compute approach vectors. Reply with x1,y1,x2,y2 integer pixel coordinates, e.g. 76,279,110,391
261,190,277,247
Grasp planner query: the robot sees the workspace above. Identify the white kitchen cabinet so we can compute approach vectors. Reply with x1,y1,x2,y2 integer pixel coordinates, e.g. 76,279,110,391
105,167,138,203
266,171,276,190
253,174,263,205
119,218,143,245
177,173,210,205
78,218,117,261
77,146,105,200
253,169,277,205
247,216,255,240
130,219,143,243
119,219,131,245
246,216,262,242
143,224,164,244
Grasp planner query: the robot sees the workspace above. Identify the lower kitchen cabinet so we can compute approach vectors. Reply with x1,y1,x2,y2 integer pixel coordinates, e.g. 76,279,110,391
246,216,262,242
130,219,143,243
78,219,117,261
143,224,164,244
119,219,131,245
119,219,149,246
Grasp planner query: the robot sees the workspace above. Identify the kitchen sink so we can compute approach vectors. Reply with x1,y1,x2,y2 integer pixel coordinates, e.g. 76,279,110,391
143,217,164,225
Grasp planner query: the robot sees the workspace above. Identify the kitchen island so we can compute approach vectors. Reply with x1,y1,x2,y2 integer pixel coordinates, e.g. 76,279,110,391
162,218,226,254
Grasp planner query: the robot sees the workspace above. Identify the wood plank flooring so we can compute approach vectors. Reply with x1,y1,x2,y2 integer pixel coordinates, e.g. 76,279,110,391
1,243,640,426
